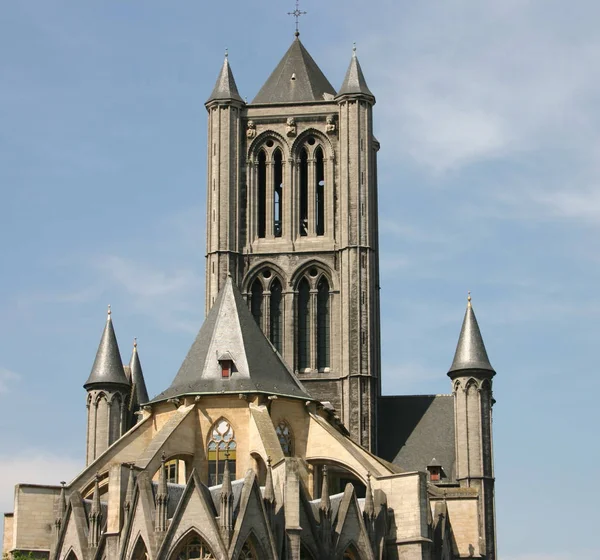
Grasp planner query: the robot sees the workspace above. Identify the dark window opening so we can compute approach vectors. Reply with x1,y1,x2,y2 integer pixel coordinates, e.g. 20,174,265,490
258,150,267,238
315,147,325,236
274,149,283,237
299,149,308,236
297,278,310,369
251,280,263,328
317,277,330,370
165,459,178,484
270,279,283,354
221,360,232,378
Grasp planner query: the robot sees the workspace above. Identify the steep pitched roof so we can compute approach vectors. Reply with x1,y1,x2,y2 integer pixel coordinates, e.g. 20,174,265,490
337,49,374,100
84,307,129,389
448,298,495,375
206,55,243,104
151,277,313,402
377,395,456,481
129,340,150,405
252,37,336,104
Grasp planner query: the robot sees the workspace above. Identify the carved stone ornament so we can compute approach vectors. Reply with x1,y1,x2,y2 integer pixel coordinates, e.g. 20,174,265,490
286,117,297,137
326,115,337,135
246,120,256,139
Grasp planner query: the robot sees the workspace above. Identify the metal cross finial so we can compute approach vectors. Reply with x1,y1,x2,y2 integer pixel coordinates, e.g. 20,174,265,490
288,0,307,37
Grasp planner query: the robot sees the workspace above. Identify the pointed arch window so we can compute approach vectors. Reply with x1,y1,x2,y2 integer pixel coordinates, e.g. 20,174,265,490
297,278,311,370
273,149,283,237
250,280,263,327
270,278,283,353
316,277,330,370
299,148,309,236
238,539,259,560
275,421,293,456
207,419,236,486
171,533,215,560
131,537,149,560
315,147,325,236
257,150,267,238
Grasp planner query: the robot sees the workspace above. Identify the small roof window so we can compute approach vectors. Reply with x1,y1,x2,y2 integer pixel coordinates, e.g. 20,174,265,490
218,352,235,379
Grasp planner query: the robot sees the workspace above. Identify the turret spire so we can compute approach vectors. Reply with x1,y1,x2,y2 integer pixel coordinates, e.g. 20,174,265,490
129,338,150,407
337,45,374,101
448,294,495,376
206,53,243,104
84,306,129,389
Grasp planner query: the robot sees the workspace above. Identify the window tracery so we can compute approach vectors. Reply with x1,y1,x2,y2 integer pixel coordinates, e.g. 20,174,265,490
238,540,258,560
171,534,215,560
296,137,327,237
207,419,236,486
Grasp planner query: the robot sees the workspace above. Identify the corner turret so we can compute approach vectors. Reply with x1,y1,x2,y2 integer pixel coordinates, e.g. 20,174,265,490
85,306,131,466
449,294,497,560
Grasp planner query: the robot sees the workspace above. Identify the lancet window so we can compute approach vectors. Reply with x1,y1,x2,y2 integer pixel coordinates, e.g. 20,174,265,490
249,271,284,354
270,278,283,354
255,142,284,239
296,137,327,237
207,419,236,486
296,271,331,372
131,538,149,560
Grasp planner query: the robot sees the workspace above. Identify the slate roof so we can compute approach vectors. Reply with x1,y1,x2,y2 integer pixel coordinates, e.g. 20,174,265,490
377,395,456,481
150,277,313,402
206,55,243,104
84,309,129,389
252,37,336,104
337,50,374,100
448,299,495,376
129,342,150,405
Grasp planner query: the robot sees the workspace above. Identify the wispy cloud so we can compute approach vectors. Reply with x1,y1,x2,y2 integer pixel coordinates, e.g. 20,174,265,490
0,368,20,394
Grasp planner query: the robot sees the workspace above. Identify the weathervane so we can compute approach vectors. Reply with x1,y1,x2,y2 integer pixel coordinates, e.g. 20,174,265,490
288,0,307,37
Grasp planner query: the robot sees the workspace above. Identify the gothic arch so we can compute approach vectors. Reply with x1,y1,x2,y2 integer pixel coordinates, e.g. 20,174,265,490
480,378,492,392
129,536,148,560
236,531,264,560
94,391,108,406
291,259,337,291
64,549,79,560
290,128,334,160
342,541,362,560
247,130,290,160
167,528,216,560
465,378,480,394
206,417,237,486
453,379,462,393
243,262,287,293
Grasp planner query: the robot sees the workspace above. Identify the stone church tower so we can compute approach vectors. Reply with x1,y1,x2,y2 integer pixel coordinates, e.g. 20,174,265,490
204,35,381,451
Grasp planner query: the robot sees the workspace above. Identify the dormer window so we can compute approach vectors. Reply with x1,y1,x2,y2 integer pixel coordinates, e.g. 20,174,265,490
218,352,234,378
427,458,443,483
221,361,232,378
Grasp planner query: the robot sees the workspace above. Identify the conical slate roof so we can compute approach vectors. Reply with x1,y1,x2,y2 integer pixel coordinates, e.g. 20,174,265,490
129,340,150,405
151,277,313,402
448,297,495,376
206,54,243,104
84,307,129,389
252,37,336,104
337,49,374,100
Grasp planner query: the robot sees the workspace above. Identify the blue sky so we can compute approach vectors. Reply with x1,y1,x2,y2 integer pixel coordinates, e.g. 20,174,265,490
1,2,598,558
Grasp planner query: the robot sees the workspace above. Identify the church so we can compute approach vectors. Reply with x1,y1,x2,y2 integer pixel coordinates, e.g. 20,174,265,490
2,30,497,560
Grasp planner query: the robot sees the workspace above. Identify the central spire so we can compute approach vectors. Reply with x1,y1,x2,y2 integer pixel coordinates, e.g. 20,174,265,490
252,37,336,104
